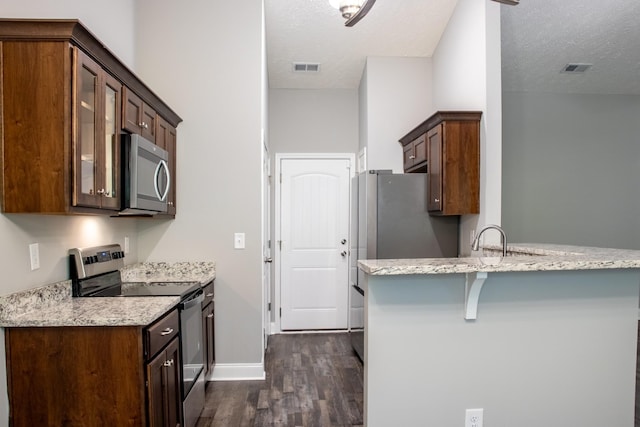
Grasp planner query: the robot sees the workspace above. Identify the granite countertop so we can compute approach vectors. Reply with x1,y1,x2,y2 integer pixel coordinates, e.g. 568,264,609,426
0,261,216,328
121,261,216,285
0,280,179,327
358,243,640,276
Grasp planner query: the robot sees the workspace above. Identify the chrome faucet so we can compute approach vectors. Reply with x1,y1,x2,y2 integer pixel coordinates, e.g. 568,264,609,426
471,224,507,256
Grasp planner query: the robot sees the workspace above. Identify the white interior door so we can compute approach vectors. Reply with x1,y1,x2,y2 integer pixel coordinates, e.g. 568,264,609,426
279,157,351,330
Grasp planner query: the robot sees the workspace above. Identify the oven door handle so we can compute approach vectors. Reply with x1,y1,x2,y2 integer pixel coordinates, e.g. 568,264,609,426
180,289,204,309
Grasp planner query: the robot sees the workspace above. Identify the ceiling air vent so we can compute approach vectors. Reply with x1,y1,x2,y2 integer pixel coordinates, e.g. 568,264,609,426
293,62,321,73
561,63,593,73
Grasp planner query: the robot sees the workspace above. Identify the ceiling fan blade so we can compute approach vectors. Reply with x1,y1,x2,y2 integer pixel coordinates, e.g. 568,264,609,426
345,0,376,27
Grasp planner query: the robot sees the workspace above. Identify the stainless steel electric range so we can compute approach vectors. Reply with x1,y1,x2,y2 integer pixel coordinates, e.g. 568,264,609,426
69,244,205,427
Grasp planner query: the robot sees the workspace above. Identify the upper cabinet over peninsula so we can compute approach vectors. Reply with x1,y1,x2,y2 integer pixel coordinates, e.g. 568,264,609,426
0,19,182,215
399,111,481,216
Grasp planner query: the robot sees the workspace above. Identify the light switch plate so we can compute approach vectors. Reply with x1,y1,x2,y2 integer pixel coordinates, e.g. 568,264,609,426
29,243,40,271
234,233,246,249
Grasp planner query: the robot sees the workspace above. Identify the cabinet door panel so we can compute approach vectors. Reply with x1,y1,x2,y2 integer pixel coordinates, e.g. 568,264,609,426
100,73,122,210
74,50,101,207
203,302,215,376
427,125,442,212
123,88,143,134
141,103,157,142
413,134,427,164
147,348,168,427
164,338,182,427
403,143,414,170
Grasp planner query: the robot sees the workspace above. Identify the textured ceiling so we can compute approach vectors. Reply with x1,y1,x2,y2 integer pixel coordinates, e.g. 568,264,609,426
502,0,640,94
266,0,640,94
265,0,458,89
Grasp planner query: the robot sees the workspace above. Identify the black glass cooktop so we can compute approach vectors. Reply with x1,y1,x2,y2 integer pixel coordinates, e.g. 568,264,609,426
120,281,200,298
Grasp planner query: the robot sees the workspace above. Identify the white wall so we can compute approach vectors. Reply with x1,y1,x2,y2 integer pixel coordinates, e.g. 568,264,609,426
432,0,502,253
269,89,359,153
134,0,265,373
359,57,433,173
502,92,640,249
1,0,137,69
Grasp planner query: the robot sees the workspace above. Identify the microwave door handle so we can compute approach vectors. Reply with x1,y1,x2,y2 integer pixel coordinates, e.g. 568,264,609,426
154,160,170,202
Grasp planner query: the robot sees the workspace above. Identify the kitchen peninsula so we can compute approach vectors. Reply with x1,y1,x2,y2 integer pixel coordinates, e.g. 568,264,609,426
358,244,640,427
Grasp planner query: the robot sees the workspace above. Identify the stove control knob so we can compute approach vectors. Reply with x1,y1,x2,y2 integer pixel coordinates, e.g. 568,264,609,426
84,256,92,265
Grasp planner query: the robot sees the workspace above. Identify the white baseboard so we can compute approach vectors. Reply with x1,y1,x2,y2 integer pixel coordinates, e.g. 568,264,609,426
208,363,266,381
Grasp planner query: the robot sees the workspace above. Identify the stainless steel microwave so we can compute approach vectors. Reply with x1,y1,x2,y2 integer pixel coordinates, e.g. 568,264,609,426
120,134,170,215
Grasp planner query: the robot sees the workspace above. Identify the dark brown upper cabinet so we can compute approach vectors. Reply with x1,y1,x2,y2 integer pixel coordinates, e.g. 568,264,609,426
0,19,181,215
399,111,482,216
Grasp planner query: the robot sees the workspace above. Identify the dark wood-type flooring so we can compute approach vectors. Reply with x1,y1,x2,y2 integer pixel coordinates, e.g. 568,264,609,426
196,333,364,427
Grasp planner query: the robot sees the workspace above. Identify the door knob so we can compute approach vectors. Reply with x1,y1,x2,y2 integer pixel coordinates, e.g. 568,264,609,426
341,239,347,245
264,257,273,263
340,251,347,257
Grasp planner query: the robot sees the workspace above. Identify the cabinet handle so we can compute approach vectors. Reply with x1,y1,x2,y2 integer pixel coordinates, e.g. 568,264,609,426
160,327,174,336
207,313,214,318
206,293,214,297
409,155,416,160
434,198,440,203
97,189,105,195
163,359,174,367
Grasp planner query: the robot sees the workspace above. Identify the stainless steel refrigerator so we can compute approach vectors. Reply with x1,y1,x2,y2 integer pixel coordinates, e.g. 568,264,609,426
349,170,459,361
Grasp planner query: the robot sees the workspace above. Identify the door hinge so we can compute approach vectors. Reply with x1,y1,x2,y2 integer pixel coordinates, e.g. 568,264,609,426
278,240,282,250
268,302,271,311
279,308,282,317
268,239,271,249
280,173,282,183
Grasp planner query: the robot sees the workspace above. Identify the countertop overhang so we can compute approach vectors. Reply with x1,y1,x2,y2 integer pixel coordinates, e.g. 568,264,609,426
358,243,640,276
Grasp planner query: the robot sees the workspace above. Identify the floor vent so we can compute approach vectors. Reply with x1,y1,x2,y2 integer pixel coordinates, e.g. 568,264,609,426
561,63,592,73
293,62,321,73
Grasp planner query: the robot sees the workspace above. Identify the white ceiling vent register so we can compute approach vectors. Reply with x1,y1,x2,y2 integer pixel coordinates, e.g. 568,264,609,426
293,63,321,73
561,63,593,73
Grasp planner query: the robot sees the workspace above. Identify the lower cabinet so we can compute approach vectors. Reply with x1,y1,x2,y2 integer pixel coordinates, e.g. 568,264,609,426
201,280,215,376
4,309,182,427
147,337,182,427
202,301,215,376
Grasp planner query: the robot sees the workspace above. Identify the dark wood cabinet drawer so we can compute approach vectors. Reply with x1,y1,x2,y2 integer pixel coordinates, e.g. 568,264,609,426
145,308,179,360
202,280,215,308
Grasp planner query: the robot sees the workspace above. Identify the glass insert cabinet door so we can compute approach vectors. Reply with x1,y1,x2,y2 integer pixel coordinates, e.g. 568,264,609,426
74,49,121,210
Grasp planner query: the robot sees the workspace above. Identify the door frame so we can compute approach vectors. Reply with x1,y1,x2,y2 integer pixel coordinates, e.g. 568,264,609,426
274,153,356,333
262,139,271,351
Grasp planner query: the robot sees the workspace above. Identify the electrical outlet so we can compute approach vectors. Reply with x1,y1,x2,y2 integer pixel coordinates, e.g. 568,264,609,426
124,236,130,254
29,243,40,271
465,408,483,427
234,232,246,249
